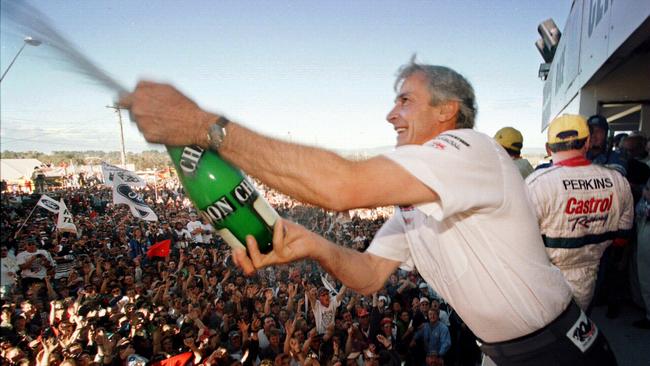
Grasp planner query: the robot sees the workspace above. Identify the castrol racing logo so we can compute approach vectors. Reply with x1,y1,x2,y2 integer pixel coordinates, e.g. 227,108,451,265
564,194,612,231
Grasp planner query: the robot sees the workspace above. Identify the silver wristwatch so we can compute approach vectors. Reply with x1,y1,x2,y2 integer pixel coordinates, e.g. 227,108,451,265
206,116,230,150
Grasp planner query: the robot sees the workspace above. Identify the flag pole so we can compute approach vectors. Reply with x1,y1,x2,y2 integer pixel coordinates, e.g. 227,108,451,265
154,169,159,202
13,203,39,239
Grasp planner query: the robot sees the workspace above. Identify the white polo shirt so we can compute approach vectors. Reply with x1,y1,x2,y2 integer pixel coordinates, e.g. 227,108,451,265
367,129,572,343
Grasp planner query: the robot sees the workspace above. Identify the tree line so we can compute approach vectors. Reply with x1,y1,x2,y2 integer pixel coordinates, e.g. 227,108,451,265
1,150,173,171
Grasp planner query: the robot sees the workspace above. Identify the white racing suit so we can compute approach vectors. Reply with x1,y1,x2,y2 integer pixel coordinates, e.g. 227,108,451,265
526,157,634,310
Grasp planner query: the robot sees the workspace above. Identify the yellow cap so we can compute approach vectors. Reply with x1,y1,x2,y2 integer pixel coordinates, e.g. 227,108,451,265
494,127,523,152
547,114,589,144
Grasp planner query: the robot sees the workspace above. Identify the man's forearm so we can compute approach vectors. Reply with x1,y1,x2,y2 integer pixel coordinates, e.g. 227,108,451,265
219,122,357,211
306,233,398,295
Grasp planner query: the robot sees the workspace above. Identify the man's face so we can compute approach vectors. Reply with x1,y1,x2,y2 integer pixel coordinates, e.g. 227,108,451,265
269,334,280,346
419,301,430,312
319,292,330,307
392,301,401,313
387,71,446,147
359,313,370,326
621,137,645,159
264,317,275,331
235,276,245,286
428,309,439,323
124,276,134,285
400,311,410,323
589,126,606,149
430,300,440,311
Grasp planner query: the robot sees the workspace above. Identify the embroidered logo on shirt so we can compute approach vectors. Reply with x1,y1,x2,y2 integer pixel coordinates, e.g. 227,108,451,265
431,141,446,150
566,310,598,353
563,194,613,231
562,178,613,190
431,133,471,150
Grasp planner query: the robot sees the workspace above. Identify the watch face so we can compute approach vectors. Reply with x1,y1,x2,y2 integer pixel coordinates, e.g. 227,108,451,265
208,123,226,149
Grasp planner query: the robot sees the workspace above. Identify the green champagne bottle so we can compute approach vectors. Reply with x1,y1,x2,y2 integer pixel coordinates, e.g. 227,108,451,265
167,145,278,253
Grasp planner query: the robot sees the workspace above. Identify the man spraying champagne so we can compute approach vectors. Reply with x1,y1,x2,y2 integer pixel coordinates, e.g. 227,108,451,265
123,60,618,365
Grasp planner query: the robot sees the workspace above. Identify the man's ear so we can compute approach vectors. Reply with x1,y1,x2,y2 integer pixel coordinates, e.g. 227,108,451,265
438,100,460,122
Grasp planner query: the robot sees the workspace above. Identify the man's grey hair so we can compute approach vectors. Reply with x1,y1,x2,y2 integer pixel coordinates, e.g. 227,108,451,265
394,57,477,129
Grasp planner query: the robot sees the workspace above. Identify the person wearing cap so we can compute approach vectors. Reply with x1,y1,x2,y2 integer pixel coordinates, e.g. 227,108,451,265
494,127,534,178
526,114,634,312
347,306,373,353
586,114,627,176
309,285,347,334
226,330,244,361
127,60,613,364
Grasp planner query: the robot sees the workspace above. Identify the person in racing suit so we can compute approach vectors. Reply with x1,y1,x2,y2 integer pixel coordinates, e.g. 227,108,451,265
526,114,634,310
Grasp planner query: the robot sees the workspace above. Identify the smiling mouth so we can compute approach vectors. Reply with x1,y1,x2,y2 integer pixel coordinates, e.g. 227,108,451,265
395,128,406,133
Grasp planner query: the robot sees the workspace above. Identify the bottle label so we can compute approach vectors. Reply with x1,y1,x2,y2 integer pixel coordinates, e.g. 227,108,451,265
232,179,257,205
179,145,205,176
200,196,236,224
199,179,262,226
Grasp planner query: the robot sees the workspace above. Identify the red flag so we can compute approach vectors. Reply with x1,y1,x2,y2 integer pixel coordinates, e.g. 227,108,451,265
151,352,193,366
147,239,171,258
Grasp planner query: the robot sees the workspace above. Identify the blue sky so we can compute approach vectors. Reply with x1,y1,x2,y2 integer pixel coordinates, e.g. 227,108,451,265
1,0,569,153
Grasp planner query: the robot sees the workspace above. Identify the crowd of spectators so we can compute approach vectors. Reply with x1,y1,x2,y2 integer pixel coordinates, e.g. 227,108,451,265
0,176,481,366
1,126,648,366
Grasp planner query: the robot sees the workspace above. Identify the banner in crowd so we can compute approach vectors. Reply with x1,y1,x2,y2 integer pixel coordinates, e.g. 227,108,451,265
56,199,77,234
150,352,192,366
110,174,158,222
36,194,60,213
147,239,171,258
321,274,337,294
101,162,146,187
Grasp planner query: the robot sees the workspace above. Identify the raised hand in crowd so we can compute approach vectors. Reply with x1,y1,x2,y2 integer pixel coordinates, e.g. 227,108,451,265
37,337,60,366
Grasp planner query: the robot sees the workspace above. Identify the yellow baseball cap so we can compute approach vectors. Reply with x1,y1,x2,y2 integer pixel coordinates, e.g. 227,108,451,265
547,114,589,144
494,127,523,152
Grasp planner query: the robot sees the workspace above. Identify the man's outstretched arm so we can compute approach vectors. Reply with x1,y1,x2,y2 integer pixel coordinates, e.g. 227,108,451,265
233,219,401,295
123,81,438,211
